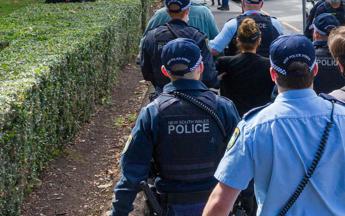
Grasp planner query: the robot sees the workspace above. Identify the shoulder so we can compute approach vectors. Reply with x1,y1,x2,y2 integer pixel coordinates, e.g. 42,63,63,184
224,18,238,29
243,103,272,121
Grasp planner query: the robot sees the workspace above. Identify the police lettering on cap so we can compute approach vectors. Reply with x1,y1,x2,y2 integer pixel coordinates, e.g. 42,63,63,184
165,0,191,13
270,34,316,76
312,13,340,36
244,0,263,4
161,38,202,76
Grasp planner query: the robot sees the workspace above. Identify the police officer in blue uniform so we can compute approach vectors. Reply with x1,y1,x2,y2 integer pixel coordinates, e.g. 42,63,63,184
141,0,218,99
111,38,240,216
203,35,345,216
209,0,284,57
305,0,345,39
312,13,345,93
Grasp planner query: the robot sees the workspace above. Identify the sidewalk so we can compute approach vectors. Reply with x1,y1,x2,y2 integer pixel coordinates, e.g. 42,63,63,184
208,0,242,29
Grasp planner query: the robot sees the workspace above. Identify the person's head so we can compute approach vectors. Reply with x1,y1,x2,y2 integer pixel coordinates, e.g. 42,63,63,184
328,26,345,76
236,18,261,52
242,0,263,12
269,35,318,92
312,13,340,41
326,0,342,8
161,38,204,81
165,0,191,21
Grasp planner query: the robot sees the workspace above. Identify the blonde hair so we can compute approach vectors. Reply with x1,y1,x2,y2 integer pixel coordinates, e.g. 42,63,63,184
237,18,261,51
328,26,345,67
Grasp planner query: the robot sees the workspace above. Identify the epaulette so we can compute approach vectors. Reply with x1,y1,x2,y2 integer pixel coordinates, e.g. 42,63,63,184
319,93,345,106
243,103,271,121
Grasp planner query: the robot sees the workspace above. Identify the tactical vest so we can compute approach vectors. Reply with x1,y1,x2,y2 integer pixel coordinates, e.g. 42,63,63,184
151,24,206,89
226,13,280,57
319,2,345,25
314,44,345,94
154,91,225,182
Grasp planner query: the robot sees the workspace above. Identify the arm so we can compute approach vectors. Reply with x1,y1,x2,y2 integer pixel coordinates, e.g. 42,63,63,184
199,36,219,88
140,33,154,82
203,183,241,216
271,18,285,35
111,107,155,216
209,19,238,55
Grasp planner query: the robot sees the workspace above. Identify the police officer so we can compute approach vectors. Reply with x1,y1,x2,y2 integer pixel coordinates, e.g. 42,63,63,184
209,0,284,57
312,13,345,93
203,35,345,215
304,0,325,40
306,0,345,39
328,26,345,102
141,0,218,99
111,38,240,216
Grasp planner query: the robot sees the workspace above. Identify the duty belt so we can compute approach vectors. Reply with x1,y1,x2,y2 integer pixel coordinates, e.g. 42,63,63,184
159,190,212,205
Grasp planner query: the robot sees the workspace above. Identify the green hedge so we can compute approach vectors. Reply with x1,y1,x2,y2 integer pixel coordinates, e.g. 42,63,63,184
0,0,148,214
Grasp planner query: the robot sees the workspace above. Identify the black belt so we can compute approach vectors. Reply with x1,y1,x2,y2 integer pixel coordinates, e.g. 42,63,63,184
159,190,212,205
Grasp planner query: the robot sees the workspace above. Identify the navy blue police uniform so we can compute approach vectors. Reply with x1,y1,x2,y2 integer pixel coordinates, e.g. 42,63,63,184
311,13,345,93
140,0,218,97
304,0,325,40
226,12,280,57
111,38,240,216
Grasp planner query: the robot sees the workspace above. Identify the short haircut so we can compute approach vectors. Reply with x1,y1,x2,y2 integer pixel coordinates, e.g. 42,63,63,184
276,61,315,89
328,26,345,67
168,8,188,19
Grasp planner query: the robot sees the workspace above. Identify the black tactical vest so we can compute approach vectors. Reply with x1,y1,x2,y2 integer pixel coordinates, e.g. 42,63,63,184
151,23,206,89
314,44,345,94
226,13,280,57
153,91,225,182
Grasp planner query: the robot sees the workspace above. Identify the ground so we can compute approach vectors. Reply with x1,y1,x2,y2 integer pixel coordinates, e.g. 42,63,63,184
21,64,149,216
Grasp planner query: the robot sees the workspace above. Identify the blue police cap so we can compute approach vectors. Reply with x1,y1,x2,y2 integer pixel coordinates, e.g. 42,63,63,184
312,13,340,36
161,38,202,76
270,35,316,76
244,0,263,4
165,0,191,13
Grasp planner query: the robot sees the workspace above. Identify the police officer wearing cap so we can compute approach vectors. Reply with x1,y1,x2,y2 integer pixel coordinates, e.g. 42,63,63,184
209,0,284,57
141,0,218,99
312,13,345,93
111,38,239,216
203,34,345,216
328,26,345,102
305,0,345,39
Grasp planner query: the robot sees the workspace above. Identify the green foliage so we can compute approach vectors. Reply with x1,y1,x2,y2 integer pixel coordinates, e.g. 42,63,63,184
0,0,148,214
0,0,43,16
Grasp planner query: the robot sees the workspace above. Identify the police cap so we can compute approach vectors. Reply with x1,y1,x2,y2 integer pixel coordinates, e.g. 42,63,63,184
270,34,316,76
161,38,202,76
312,13,340,36
165,0,191,13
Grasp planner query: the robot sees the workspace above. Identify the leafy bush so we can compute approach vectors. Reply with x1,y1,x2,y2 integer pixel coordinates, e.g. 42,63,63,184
0,0,147,214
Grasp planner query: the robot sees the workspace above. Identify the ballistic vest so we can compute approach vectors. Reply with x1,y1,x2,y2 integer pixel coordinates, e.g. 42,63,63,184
317,2,345,25
314,42,345,94
226,13,279,57
151,21,206,89
154,91,225,182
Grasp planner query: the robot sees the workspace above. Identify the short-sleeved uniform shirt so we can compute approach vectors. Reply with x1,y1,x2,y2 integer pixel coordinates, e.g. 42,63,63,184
215,89,345,215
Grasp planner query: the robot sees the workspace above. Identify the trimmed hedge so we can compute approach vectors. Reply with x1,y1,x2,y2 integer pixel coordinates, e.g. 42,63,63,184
0,0,147,214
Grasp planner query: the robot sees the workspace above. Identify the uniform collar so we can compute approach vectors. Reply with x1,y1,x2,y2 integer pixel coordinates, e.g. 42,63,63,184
163,79,209,93
244,10,262,15
313,40,328,48
168,19,188,26
275,89,318,102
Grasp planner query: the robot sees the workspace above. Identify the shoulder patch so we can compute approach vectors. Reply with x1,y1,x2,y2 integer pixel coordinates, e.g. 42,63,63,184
227,127,240,151
243,103,271,120
122,134,133,154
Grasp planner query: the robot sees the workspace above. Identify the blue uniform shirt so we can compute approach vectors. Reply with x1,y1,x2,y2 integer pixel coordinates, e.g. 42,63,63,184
209,10,285,53
112,79,240,216
215,89,345,215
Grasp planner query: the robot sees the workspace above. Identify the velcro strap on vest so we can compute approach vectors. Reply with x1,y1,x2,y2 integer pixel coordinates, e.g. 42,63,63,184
159,190,212,204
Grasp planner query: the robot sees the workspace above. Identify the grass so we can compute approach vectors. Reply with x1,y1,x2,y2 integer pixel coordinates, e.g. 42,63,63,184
0,0,40,16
